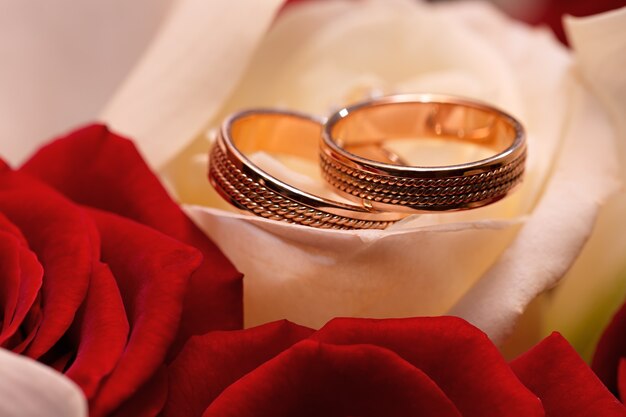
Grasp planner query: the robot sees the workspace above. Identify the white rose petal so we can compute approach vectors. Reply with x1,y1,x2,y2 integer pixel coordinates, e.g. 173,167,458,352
100,0,286,168
450,83,620,343
541,6,626,357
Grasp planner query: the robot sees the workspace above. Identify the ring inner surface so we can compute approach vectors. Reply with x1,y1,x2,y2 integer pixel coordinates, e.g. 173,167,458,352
229,112,351,200
231,112,320,160
331,102,516,167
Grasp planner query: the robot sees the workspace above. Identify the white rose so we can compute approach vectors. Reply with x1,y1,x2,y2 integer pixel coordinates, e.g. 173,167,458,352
103,0,624,351
146,0,620,351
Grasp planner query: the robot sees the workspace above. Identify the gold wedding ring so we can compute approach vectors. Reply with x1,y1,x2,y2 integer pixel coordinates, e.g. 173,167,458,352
209,95,526,229
320,94,526,212
208,110,404,229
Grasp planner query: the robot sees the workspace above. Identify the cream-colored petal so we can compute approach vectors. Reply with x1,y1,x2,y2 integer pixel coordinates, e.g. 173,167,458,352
186,203,521,328
542,7,626,358
0,349,87,417
565,6,626,144
101,0,285,168
432,0,572,215
449,83,620,344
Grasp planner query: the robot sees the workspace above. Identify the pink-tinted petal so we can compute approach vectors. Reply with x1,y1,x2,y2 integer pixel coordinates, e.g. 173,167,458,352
0,169,96,358
87,209,201,417
164,320,312,417
64,262,129,399
204,340,461,417
21,124,243,352
311,317,544,417
512,333,626,416
593,301,626,398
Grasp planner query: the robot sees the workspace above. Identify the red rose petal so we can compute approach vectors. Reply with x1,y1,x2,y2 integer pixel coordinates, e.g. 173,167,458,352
311,317,543,417
617,358,626,402
21,124,243,350
523,0,626,44
0,169,96,359
512,333,626,416
109,366,169,417
0,215,27,328
0,214,43,347
0,168,128,399
9,294,42,354
64,262,129,399
164,320,313,417
48,351,74,373
593,301,626,398
0,233,24,341
87,209,202,417
203,340,462,417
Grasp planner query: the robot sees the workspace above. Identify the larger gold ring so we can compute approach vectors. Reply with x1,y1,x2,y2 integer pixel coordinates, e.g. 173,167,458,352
320,94,526,212
208,109,404,229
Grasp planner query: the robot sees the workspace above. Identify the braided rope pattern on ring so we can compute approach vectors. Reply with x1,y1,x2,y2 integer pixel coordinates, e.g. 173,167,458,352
209,145,395,230
320,151,525,209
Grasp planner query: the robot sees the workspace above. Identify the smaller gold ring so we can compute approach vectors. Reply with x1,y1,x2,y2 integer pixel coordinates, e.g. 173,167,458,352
208,109,405,229
321,94,527,212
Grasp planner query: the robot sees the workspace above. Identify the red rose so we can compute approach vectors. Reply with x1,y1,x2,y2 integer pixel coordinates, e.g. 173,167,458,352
283,0,625,45
521,0,626,44
0,124,242,416
594,300,626,402
164,317,625,417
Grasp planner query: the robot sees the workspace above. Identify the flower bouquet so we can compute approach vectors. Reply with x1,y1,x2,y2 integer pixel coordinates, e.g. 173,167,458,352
0,0,625,416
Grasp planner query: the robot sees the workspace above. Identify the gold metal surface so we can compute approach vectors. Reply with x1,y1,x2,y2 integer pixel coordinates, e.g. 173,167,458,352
208,110,404,229
321,94,527,212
